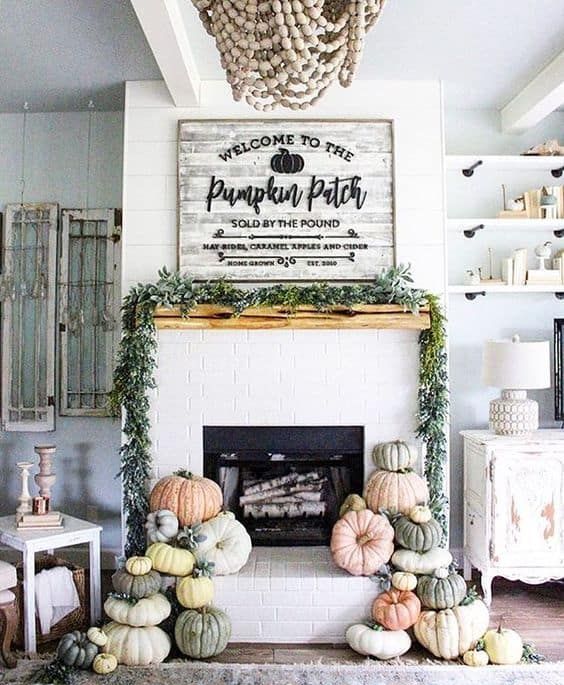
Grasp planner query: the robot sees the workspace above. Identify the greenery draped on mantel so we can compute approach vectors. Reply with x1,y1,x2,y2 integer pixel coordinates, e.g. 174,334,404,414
111,265,449,556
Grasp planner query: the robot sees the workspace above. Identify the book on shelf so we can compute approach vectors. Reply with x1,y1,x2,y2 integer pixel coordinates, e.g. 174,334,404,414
502,258,514,285
524,189,542,218
497,210,528,219
17,524,64,531
526,269,562,285
20,512,62,524
513,248,528,286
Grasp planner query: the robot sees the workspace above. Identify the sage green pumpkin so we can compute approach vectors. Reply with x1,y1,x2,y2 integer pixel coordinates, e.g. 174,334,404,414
416,568,467,609
175,606,231,659
56,631,99,669
372,441,417,472
394,513,442,552
111,568,162,599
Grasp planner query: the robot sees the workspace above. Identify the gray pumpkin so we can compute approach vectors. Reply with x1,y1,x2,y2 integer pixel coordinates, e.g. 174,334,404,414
416,568,467,609
175,606,231,659
394,514,442,552
56,631,99,669
112,568,162,599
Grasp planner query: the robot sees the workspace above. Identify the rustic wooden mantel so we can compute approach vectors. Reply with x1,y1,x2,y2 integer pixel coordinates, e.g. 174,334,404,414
153,304,430,330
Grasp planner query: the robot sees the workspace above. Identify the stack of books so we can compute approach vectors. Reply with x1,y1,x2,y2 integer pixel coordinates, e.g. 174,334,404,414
17,512,63,531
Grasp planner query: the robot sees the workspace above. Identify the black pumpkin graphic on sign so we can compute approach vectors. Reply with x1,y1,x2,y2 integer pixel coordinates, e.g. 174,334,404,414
270,148,305,174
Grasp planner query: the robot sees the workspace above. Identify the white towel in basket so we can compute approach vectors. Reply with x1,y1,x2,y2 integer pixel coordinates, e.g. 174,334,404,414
34,566,80,635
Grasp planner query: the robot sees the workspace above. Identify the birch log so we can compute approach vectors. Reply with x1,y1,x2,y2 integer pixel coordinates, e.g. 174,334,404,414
239,479,327,506
243,470,322,496
244,502,327,519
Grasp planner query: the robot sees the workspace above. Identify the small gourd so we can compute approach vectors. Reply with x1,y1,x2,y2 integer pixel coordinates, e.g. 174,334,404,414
409,505,432,523
125,556,153,576
391,571,417,592
339,494,366,518
86,626,108,647
92,653,118,675
463,648,489,666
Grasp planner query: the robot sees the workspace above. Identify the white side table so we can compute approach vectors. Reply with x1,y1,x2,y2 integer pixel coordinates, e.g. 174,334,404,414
0,514,102,654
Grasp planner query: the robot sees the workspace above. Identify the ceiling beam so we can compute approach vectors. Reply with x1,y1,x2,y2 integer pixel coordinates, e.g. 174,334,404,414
501,49,564,132
130,0,200,107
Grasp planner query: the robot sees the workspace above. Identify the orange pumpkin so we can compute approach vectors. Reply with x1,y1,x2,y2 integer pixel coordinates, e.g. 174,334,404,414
330,509,394,577
149,472,223,527
372,588,421,631
364,470,428,516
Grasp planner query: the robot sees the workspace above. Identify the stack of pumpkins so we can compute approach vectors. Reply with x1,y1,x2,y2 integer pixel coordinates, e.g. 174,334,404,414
333,440,492,663
143,471,252,660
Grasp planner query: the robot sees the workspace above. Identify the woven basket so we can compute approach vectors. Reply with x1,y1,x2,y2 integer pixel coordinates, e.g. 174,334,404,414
14,554,88,647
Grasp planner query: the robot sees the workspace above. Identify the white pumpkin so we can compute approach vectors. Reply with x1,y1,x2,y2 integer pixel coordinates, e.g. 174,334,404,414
391,548,452,575
483,626,523,665
102,622,170,666
414,600,490,660
104,592,171,627
196,515,252,575
87,626,108,647
145,509,179,543
346,624,411,660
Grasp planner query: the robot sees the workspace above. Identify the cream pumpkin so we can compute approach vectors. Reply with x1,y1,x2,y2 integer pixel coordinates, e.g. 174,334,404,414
483,625,523,665
92,653,118,675
102,622,171,666
391,571,417,592
104,593,171,628
149,473,223,527
176,575,214,609
87,626,108,647
463,649,489,667
345,624,411,660
145,542,195,577
364,470,428,516
196,515,252,575
413,599,490,660
391,548,453,575
372,441,417,472
330,509,394,577
125,556,152,576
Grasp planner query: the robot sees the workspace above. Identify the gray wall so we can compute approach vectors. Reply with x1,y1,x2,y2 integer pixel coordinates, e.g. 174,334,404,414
0,111,124,558
445,108,564,548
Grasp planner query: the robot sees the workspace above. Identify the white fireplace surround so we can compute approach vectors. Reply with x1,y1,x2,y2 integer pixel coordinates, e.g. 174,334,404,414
149,326,422,642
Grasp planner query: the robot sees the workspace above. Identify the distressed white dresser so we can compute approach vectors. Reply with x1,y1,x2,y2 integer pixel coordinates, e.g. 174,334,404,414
461,430,564,605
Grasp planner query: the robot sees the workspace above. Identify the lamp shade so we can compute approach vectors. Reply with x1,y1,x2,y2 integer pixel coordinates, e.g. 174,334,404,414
482,335,551,389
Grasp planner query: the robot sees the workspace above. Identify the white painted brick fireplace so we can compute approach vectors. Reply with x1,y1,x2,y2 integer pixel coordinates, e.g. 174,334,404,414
123,79,447,642
149,327,421,641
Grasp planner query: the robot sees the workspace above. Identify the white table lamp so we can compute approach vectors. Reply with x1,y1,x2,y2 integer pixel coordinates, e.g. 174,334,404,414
482,334,550,435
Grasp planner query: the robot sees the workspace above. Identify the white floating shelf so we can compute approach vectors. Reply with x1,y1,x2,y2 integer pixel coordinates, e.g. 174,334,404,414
449,284,564,294
446,155,564,175
447,218,564,236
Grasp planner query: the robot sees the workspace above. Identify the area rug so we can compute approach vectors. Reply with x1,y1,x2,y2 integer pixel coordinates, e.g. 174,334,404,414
3,659,564,685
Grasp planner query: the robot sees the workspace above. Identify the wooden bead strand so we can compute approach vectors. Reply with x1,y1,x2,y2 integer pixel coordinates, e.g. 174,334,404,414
192,0,387,110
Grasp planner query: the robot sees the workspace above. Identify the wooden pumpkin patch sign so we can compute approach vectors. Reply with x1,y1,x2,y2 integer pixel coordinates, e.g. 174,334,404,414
178,119,395,281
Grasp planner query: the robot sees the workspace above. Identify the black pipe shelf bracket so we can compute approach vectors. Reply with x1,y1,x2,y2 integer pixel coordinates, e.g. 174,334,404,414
462,160,483,177
463,223,485,239
551,165,564,179
465,291,486,301
555,292,564,300
554,228,564,239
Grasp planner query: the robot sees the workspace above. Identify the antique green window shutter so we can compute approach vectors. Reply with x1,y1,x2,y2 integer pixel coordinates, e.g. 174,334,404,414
1,203,58,431
59,209,121,416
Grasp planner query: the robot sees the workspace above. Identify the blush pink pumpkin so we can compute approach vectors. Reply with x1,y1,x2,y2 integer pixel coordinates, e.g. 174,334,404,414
330,509,394,576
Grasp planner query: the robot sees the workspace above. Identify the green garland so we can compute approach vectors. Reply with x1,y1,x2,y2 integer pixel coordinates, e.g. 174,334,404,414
111,265,449,556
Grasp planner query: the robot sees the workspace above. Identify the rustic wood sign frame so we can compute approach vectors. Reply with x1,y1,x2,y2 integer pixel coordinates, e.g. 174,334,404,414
178,119,396,283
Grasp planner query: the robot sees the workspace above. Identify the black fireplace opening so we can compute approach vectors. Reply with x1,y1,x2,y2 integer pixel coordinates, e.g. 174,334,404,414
203,426,364,546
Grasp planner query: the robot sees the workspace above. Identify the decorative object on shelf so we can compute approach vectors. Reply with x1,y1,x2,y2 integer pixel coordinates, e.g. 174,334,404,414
178,119,394,282
482,334,550,435
345,623,411,659
191,0,388,112
512,248,527,286
480,248,503,284
534,241,552,269
522,139,563,156
464,270,481,286
501,258,513,286
110,266,449,555
540,191,558,220
34,445,56,510
500,184,526,215
15,462,34,522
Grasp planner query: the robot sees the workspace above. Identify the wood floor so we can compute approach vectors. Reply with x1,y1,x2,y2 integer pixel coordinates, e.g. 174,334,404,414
99,572,563,663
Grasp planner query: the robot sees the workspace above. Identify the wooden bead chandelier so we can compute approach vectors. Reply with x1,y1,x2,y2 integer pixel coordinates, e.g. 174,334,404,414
191,0,387,111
